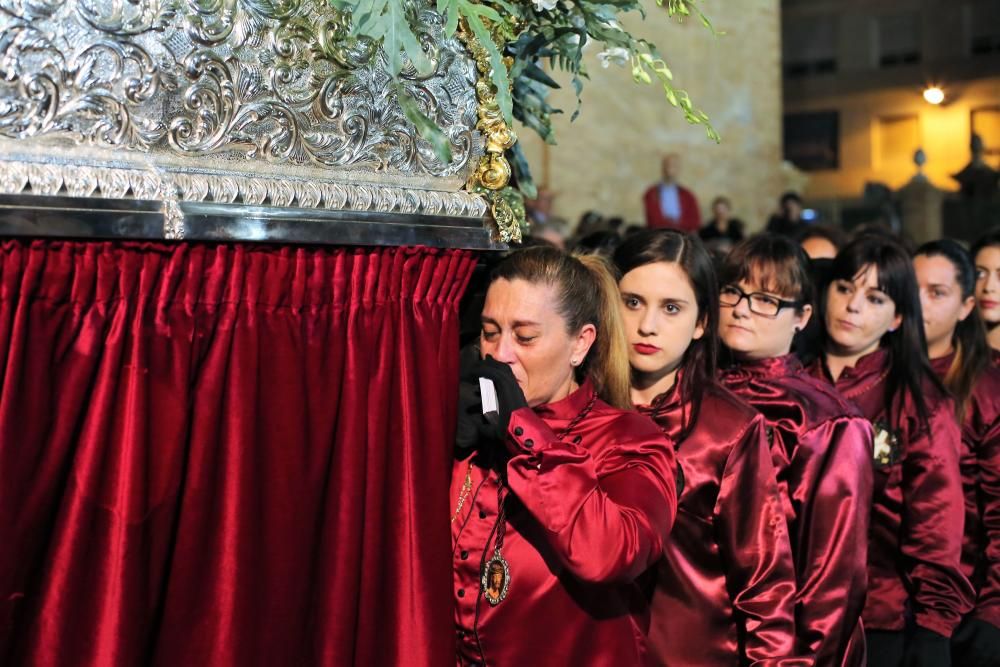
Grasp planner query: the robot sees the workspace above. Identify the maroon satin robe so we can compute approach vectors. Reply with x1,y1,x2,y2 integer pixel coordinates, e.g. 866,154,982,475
930,353,1000,630
809,349,974,637
637,378,800,665
723,355,874,665
451,379,677,666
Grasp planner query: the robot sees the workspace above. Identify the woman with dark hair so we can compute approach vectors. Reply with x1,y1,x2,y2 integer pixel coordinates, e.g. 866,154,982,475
718,234,873,666
452,246,678,666
612,230,798,666
914,240,1000,665
972,228,1000,355
810,235,973,666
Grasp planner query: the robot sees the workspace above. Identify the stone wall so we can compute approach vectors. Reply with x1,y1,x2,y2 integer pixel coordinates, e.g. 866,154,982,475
518,0,784,232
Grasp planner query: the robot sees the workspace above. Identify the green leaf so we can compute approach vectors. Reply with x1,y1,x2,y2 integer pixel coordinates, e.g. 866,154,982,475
509,143,537,199
460,1,514,124
488,0,521,16
438,0,460,36
396,84,454,163
522,63,560,88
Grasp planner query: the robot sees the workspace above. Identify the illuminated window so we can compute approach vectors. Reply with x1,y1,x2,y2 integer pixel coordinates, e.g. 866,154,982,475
877,115,920,170
972,107,1000,160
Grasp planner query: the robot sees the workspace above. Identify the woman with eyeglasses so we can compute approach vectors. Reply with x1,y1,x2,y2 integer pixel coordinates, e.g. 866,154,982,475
809,235,973,666
612,230,799,666
717,235,873,666
914,239,1000,665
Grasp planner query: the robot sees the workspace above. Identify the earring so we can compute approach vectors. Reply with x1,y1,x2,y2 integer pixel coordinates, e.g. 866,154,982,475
794,326,801,333
571,358,578,366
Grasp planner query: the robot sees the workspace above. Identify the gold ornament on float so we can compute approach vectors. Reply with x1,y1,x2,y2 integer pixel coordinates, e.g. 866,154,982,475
457,19,521,244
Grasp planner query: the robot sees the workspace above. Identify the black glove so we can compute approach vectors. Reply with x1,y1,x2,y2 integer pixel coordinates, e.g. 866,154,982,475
903,627,950,667
455,352,527,450
468,355,528,441
455,376,488,450
952,618,1000,666
456,346,491,450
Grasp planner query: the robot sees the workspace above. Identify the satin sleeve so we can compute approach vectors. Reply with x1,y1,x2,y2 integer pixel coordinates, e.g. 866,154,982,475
503,407,677,584
793,417,873,663
715,415,799,666
975,411,1000,628
903,405,976,636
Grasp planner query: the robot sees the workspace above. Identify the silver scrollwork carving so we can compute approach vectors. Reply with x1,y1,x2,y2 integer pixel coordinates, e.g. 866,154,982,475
0,0,482,182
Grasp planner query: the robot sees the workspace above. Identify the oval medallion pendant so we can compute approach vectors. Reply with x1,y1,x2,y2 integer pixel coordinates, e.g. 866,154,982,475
482,550,510,606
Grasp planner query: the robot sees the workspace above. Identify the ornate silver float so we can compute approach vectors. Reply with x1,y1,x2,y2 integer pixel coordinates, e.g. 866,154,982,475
0,0,506,248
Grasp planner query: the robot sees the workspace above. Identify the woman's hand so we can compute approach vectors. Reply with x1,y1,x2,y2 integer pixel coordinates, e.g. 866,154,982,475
455,352,527,450
471,355,528,441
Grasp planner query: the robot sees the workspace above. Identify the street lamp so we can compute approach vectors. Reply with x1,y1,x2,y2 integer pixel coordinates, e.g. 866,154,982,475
923,86,945,105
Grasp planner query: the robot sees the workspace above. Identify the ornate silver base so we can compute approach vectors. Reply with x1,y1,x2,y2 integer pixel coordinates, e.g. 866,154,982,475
0,152,500,248
0,192,500,249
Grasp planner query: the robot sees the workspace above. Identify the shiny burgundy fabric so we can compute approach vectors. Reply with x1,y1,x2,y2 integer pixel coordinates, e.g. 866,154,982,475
809,349,974,637
451,379,677,666
930,353,1000,629
0,240,475,666
637,379,800,666
723,355,874,665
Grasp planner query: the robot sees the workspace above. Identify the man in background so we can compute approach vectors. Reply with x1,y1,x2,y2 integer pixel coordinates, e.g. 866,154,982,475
643,153,701,232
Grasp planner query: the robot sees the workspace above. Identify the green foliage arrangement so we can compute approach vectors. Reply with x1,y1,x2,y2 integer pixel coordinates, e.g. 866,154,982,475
330,0,718,202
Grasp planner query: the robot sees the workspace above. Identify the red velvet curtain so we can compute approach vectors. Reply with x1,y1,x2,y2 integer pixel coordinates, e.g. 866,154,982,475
0,239,475,666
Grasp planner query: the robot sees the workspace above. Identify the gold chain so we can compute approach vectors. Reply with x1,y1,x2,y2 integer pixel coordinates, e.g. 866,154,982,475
451,461,474,524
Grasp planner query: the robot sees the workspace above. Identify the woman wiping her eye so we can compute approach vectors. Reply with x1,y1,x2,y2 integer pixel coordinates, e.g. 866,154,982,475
717,234,873,666
452,246,678,666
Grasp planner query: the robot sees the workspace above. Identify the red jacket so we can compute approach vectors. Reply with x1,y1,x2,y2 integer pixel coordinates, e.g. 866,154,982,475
643,183,701,233
723,355,873,666
809,349,974,637
638,378,800,666
451,380,677,666
931,353,1000,630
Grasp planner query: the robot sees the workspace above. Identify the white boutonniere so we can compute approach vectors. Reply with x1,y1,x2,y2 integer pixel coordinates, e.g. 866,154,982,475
871,420,899,467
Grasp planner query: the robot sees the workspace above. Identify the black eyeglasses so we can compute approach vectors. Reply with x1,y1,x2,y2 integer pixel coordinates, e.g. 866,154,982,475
719,285,801,318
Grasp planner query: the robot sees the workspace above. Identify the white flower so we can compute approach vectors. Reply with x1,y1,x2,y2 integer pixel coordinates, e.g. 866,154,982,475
596,47,630,68
532,0,558,11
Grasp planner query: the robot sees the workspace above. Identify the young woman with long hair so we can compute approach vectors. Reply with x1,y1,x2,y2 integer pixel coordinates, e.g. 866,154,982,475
914,239,1000,665
717,234,873,666
451,246,678,666
810,235,973,666
612,230,798,665
972,228,1000,355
